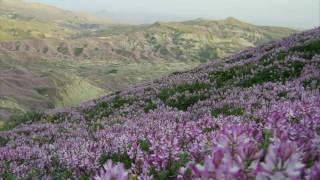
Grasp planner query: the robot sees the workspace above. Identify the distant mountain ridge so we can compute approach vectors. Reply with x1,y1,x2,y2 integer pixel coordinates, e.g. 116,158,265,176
0,17,297,61
0,0,112,40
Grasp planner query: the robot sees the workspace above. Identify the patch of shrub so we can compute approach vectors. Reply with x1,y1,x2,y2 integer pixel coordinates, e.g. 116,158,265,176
238,61,305,87
73,47,84,56
166,94,209,111
42,47,49,54
159,82,210,111
159,82,210,101
57,46,69,55
32,135,55,146
276,52,287,60
98,152,132,169
290,40,320,58
105,69,118,74
85,96,136,120
50,156,74,180
303,78,320,89
144,100,157,113
0,136,9,147
138,139,151,152
1,162,16,180
260,129,272,150
35,87,49,95
277,91,288,98
46,112,70,124
210,63,255,88
150,153,189,180
160,47,170,55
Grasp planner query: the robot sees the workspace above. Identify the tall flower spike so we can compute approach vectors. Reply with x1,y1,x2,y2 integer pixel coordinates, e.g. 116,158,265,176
95,160,128,180
257,140,304,179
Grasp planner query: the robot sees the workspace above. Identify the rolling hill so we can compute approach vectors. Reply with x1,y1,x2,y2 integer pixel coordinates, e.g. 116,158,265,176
0,27,319,179
0,17,296,61
93,17,296,61
0,0,112,40
0,1,297,121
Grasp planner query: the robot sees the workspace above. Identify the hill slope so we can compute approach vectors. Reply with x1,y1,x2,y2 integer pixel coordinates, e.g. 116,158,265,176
94,17,296,61
0,16,296,120
0,17,296,61
0,0,111,40
0,28,319,179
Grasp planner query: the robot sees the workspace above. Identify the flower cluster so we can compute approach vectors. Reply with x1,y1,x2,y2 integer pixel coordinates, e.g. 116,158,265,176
94,160,128,180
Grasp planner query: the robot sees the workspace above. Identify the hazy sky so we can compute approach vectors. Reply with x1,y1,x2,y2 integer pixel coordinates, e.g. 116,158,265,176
29,0,319,29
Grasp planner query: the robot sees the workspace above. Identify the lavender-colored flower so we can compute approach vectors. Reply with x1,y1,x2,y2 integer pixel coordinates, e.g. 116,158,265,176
94,160,128,180
308,162,320,180
257,140,304,179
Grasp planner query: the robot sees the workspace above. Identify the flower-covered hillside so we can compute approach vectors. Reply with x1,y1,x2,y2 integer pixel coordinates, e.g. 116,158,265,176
1,28,320,179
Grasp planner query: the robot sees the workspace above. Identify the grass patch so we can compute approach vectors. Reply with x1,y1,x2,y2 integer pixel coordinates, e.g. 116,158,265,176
159,82,210,111
138,139,151,152
211,105,245,117
210,63,255,88
290,40,320,58
277,91,288,98
85,96,136,120
210,60,305,88
260,130,272,150
1,162,16,180
239,61,304,87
